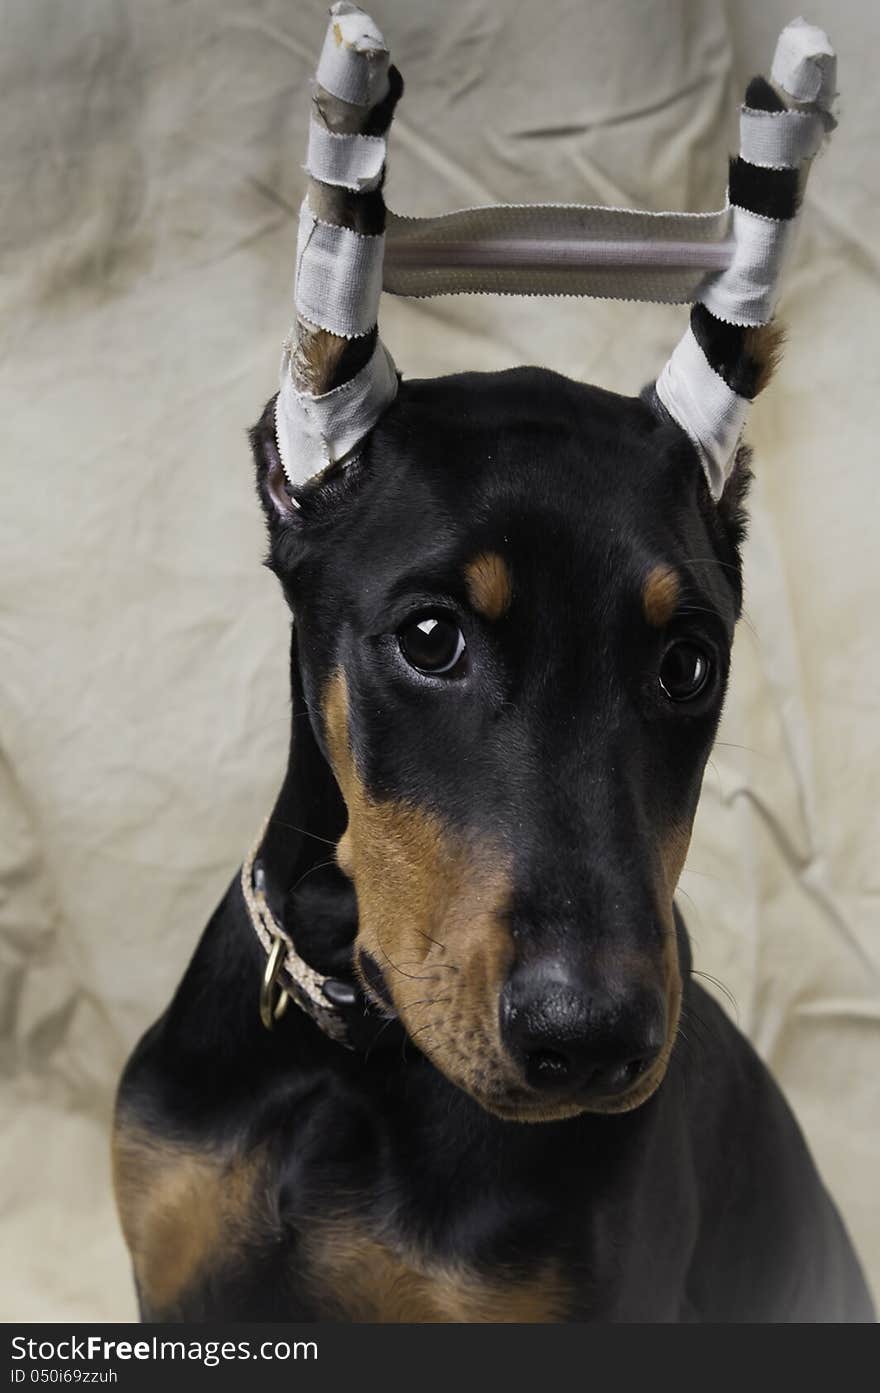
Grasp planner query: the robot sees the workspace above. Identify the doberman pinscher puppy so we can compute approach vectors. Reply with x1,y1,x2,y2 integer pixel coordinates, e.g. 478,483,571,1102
114,4,873,1323
114,367,874,1322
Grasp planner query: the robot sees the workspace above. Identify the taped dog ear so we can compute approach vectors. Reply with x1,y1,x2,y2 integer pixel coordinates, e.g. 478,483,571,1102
655,19,836,500
267,10,836,513
274,4,402,500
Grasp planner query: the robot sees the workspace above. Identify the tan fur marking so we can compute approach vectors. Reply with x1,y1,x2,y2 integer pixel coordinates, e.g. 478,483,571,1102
306,1219,567,1322
112,1124,269,1315
324,669,693,1123
642,565,681,628
324,672,517,1112
335,827,353,877
294,327,349,395
743,320,786,395
658,821,691,903
465,551,513,621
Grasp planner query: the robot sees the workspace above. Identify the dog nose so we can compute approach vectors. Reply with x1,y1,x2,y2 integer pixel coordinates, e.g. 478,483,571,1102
500,958,665,1098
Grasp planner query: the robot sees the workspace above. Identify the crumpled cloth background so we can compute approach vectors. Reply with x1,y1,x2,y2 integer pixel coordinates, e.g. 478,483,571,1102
1,0,877,1321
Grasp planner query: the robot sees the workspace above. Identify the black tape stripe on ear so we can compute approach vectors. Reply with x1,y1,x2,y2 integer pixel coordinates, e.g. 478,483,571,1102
728,157,800,220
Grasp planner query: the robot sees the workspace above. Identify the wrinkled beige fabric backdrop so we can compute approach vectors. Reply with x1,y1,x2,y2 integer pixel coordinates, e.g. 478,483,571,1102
1,0,878,1321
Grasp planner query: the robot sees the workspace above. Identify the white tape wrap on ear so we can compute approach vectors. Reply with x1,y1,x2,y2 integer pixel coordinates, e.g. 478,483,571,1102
278,341,398,485
275,4,398,490
274,10,838,501
656,328,750,501
700,205,796,328
316,2,390,106
294,203,385,339
306,122,386,192
739,107,824,169
771,16,836,105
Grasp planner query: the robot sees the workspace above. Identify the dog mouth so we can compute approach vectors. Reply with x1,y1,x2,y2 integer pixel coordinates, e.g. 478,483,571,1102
470,1064,669,1123
357,949,398,1015
353,936,676,1119
356,954,674,1123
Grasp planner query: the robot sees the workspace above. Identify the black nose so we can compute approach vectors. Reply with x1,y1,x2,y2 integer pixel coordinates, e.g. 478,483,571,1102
500,958,665,1099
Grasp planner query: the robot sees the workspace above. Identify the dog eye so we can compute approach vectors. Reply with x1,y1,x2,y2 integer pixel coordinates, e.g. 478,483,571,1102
659,641,711,701
398,613,466,676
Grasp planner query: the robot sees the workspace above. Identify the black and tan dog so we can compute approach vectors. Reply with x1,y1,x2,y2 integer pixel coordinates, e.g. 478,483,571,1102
113,11,874,1323
114,365,873,1322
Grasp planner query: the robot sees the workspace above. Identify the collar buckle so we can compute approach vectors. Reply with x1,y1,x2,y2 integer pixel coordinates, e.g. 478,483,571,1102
241,821,408,1055
242,823,356,1049
259,933,291,1031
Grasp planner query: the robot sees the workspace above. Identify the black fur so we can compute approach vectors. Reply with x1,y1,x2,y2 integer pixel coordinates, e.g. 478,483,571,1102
744,75,786,114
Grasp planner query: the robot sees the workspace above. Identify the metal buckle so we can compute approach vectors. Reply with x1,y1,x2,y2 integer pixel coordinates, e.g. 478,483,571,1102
259,933,291,1031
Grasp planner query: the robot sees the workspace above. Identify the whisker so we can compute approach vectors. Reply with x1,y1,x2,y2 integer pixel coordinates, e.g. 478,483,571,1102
390,959,460,974
406,1021,439,1044
288,858,336,893
676,603,724,619
674,886,706,941
683,557,742,573
374,932,440,983
362,1014,406,1064
703,757,723,795
409,1019,442,1047
410,924,450,953
363,1012,401,1061
683,998,725,1056
267,816,339,848
692,969,739,1022
400,1020,440,1066
399,996,451,1013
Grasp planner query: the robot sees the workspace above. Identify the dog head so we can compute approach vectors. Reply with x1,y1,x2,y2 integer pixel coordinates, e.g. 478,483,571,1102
252,365,750,1121
244,3,829,1119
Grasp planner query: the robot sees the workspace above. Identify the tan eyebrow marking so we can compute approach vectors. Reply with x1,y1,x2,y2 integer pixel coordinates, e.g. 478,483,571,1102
642,565,681,627
465,552,513,621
